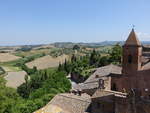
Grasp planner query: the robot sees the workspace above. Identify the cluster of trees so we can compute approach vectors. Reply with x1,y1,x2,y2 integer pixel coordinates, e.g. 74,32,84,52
58,44,122,80
50,48,75,57
89,43,122,66
16,45,42,52
21,65,37,75
109,44,122,64
0,44,122,113
0,66,5,75
73,45,80,50
17,69,71,99
0,61,71,113
0,77,20,113
0,68,71,113
16,47,32,52
14,53,45,66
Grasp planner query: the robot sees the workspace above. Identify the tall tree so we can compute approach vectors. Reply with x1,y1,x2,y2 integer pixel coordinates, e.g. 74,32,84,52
90,49,100,66
109,43,122,64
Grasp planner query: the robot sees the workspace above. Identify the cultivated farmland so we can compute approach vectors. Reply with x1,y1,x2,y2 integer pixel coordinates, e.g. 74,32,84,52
26,54,69,69
4,71,27,88
0,53,20,62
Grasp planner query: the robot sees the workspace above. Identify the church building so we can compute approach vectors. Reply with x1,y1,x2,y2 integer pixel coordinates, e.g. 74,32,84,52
35,29,150,113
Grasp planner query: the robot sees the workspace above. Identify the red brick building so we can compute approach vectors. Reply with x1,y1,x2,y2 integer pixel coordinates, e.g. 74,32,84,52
35,29,150,113
112,29,150,98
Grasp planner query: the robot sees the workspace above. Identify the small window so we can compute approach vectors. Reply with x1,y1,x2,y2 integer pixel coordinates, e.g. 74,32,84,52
95,75,99,78
128,55,132,64
98,79,104,89
112,83,117,91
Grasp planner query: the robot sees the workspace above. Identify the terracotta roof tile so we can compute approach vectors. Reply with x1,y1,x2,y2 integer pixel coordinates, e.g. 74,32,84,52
73,64,121,91
124,29,141,46
85,64,121,83
35,93,91,113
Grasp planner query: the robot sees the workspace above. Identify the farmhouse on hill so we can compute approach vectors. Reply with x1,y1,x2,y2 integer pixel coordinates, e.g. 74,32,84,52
34,29,150,113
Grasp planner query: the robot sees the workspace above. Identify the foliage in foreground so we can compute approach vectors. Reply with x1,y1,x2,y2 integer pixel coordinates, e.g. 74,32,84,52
0,68,71,113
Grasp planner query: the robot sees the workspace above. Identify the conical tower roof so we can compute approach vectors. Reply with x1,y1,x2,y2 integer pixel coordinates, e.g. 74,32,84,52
124,29,141,46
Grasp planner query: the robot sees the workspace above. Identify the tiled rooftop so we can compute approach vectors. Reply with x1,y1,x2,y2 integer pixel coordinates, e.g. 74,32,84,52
73,64,121,91
35,93,91,113
85,64,121,83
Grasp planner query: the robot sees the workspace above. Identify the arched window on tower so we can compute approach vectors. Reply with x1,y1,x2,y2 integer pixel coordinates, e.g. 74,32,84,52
128,55,132,64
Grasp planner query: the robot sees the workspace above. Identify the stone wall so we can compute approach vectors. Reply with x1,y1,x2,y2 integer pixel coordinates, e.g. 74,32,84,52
91,96,114,113
111,69,150,97
115,94,150,113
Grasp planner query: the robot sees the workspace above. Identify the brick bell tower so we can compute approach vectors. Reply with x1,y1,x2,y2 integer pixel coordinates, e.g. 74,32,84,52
122,29,142,76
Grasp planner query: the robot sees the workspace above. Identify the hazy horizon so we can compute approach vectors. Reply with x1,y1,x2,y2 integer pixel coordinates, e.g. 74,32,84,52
1,0,150,46
2,40,150,47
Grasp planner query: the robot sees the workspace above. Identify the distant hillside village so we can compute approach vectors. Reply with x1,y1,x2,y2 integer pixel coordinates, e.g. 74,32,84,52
34,29,150,113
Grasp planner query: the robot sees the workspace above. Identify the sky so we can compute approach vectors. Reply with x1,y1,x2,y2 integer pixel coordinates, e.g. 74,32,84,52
0,0,150,45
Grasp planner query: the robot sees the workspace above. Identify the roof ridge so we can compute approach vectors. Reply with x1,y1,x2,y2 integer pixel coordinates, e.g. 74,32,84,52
124,29,141,46
59,94,91,103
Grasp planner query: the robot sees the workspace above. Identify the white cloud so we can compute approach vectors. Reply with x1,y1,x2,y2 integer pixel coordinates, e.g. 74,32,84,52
137,32,150,41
